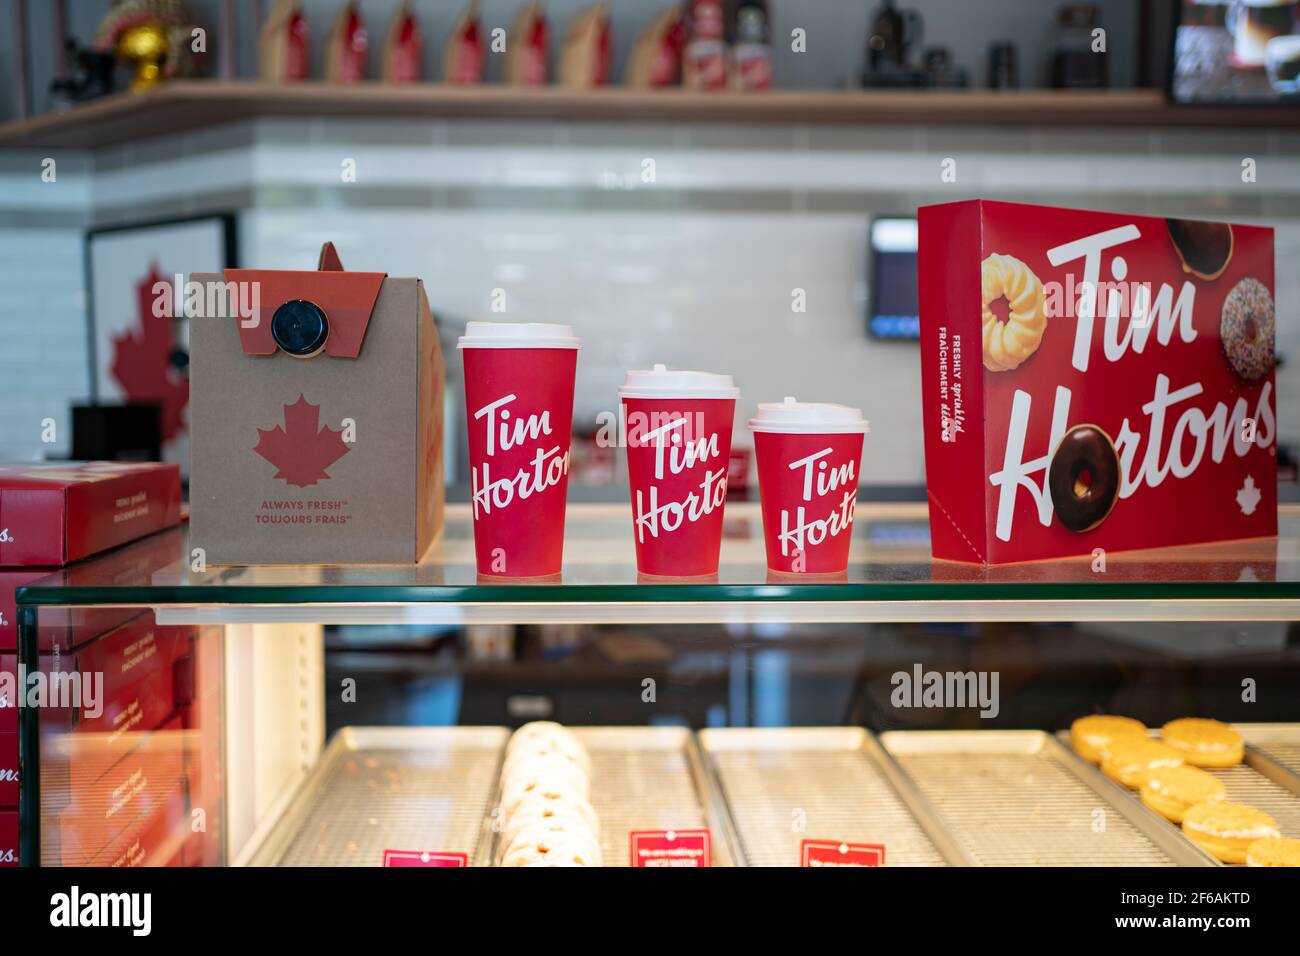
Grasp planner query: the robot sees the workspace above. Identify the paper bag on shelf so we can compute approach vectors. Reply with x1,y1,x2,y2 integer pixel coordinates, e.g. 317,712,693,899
443,0,485,84
558,3,611,88
626,6,685,87
324,0,368,84
504,1,549,86
258,0,309,82
381,0,423,84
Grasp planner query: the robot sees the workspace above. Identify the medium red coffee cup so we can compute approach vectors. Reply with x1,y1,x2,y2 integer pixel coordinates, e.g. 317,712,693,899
459,321,580,577
620,365,739,577
751,397,868,574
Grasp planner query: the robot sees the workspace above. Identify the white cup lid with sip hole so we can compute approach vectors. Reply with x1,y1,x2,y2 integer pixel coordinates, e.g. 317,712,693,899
749,396,870,434
619,364,740,400
457,321,581,350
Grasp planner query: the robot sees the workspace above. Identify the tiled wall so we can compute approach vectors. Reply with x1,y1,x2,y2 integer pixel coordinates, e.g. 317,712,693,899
0,153,91,460
3,117,1298,484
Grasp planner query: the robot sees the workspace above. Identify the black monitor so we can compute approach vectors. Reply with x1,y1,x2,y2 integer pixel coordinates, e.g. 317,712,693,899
72,403,162,462
867,217,920,341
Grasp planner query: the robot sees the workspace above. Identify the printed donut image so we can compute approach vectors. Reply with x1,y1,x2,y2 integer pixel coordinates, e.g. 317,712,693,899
980,253,1046,372
1220,277,1275,382
1048,424,1119,533
1165,218,1233,281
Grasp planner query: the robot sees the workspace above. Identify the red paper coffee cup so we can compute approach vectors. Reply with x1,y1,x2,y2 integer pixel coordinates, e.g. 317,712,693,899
621,365,739,577
751,397,868,574
459,322,580,577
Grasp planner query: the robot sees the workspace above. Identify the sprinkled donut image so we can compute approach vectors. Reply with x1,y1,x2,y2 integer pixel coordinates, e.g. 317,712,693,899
980,253,1047,372
1048,424,1120,533
1220,277,1274,382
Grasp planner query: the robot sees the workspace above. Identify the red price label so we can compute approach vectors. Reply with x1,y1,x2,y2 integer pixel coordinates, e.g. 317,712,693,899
381,849,468,867
629,829,712,867
800,840,886,867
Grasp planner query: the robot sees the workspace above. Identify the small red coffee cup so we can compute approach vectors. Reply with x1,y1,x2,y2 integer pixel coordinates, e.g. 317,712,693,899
750,397,868,574
620,365,739,577
458,321,580,577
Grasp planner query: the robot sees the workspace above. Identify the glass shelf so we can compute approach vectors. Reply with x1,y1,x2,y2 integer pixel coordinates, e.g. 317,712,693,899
16,502,1300,625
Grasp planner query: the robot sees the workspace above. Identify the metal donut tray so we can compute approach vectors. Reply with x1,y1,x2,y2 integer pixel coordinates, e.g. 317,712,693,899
879,730,1210,866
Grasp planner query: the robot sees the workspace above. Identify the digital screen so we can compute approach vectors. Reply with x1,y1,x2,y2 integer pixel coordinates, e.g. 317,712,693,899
1171,0,1300,103
868,217,920,341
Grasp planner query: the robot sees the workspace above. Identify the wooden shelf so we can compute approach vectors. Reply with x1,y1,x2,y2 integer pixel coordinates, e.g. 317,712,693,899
1,82,1296,150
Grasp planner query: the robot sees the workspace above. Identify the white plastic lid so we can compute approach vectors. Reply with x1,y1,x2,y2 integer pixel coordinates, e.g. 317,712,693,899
457,321,581,350
749,396,869,434
619,364,740,400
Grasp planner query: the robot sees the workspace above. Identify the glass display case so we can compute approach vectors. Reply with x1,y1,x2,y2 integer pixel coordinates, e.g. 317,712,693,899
16,500,1300,868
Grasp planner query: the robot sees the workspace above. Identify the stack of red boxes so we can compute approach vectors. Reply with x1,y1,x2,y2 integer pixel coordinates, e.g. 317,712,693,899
45,619,197,866
0,607,18,864
0,462,183,866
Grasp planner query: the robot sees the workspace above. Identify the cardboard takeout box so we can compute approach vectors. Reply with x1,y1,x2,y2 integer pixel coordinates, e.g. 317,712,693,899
918,200,1276,564
190,243,444,564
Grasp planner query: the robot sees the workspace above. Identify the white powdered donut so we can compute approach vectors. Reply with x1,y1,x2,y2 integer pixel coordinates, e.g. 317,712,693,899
506,722,580,753
522,859,585,867
501,767,590,817
501,828,603,868
502,816,601,862
503,805,600,850
500,749,588,790
505,791,601,841
501,735,592,778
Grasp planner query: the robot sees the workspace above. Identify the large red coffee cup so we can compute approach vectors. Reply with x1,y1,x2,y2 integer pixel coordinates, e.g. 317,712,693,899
620,365,739,577
458,322,580,577
751,397,868,574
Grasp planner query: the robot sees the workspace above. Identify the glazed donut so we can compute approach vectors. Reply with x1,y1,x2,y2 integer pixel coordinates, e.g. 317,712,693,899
980,253,1047,372
1220,277,1274,382
1161,718,1244,769
1048,424,1120,533
1070,715,1146,764
1100,738,1184,788
1139,765,1226,823
1183,802,1280,864
1246,837,1300,867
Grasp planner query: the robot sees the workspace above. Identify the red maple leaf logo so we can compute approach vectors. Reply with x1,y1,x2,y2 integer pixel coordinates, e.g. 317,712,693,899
253,395,350,487
110,264,189,443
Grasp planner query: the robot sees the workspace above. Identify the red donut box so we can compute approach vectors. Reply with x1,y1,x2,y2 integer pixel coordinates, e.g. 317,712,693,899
918,200,1276,564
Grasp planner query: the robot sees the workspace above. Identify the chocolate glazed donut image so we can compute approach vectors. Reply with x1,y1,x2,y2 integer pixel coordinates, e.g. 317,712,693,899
1047,423,1120,533
1165,218,1233,282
